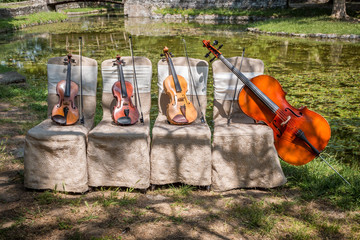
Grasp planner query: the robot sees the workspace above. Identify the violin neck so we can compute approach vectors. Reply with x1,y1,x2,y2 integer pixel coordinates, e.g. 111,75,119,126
218,54,279,113
64,61,72,98
117,63,128,98
167,57,182,93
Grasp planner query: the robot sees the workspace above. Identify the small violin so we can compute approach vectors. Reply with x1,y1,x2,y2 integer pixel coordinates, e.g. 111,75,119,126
51,54,79,126
162,46,197,125
112,55,139,125
203,40,331,166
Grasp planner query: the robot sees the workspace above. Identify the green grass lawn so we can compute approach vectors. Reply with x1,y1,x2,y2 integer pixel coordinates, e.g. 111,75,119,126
0,12,68,31
156,7,360,35
248,16,360,35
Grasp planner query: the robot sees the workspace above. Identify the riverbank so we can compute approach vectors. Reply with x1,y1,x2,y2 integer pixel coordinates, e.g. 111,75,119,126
153,6,360,39
0,11,67,33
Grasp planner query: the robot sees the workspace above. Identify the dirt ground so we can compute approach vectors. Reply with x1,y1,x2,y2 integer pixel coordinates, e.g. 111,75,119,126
1,98,359,240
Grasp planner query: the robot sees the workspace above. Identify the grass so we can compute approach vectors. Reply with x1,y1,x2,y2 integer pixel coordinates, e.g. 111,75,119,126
0,65,14,73
154,7,332,17
155,7,360,35
247,16,360,35
0,12,68,32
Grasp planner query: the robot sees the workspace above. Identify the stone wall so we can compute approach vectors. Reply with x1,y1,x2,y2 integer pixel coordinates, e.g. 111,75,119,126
0,0,48,19
124,0,287,17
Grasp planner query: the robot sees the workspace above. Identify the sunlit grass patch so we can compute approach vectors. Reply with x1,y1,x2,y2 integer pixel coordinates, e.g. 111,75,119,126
154,7,332,18
0,12,68,31
247,16,360,35
98,187,137,207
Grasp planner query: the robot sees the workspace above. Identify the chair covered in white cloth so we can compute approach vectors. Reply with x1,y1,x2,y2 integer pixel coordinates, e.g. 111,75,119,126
24,55,98,193
87,57,152,190
150,57,211,187
211,57,287,191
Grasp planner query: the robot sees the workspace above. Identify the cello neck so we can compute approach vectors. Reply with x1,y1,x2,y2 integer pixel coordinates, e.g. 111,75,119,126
218,54,279,114
64,54,72,98
115,56,128,98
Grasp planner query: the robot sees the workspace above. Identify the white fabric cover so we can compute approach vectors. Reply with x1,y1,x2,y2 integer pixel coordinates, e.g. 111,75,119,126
24,55,98,193
87,56,152,189
150,57,211,186
211,57,287,191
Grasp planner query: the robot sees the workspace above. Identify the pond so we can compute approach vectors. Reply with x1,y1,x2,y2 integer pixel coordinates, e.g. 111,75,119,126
1,13,359,164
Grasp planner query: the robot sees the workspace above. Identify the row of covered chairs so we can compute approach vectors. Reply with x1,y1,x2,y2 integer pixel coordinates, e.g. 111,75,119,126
24,55,286,193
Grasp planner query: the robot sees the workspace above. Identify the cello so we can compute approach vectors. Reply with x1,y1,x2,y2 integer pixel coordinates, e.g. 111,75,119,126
162,46,197,125
112,55,139,125
203,40,331,167
51,54,79,126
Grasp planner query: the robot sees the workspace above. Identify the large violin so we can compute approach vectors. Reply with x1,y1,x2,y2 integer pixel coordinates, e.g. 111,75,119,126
203,40,331,166
51,54,79,126
162,46,197,125
112,55,139,125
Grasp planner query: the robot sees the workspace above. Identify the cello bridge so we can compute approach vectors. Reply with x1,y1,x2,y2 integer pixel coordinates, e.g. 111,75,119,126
281,116,291,126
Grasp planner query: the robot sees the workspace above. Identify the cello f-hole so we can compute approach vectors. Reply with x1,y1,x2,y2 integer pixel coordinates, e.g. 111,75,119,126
285,108,303,117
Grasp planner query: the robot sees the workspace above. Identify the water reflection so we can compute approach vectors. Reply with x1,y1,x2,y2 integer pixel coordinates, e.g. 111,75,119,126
0,14,359,104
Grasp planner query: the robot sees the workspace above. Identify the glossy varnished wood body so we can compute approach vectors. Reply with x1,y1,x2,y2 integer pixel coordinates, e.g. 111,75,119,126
51,80,79,125
112,80,139,125
238,75,331,166
163,74,198,125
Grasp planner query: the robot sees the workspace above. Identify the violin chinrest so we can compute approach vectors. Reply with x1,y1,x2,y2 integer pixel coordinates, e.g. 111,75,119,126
51,115,67,125
172,114,189,124
117,116,132,125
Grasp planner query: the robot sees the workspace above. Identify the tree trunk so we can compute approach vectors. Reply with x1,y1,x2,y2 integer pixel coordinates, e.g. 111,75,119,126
331,0,348,19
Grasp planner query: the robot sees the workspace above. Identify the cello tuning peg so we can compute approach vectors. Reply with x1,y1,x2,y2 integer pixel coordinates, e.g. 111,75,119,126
218,44,223,50
210,56,216,62
205,52,211,58
213,40,219,45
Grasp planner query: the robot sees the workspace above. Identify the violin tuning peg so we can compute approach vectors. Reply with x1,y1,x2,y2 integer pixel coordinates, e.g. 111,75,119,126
213,40,219,45
210,56,216,62
218,44,223,50
160,54,164,57
205,52,211,58
170,52,174,57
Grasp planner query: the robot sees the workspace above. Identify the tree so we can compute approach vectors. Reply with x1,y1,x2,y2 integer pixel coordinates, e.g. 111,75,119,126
331,0,349,19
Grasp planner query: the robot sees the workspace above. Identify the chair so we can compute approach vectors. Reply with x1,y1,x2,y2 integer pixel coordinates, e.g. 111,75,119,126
150,57,211,187
87,56,152,190
24,55,98,193
211,57,287,191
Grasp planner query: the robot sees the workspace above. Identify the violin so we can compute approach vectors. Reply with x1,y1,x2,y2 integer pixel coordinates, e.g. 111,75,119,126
162,46,197,125
51,54,79,126
112,55,139,125
203,40,331,166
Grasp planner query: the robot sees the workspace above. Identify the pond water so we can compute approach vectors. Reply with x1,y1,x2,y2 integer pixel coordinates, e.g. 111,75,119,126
1,14,359,162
